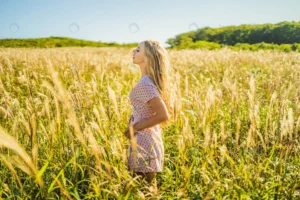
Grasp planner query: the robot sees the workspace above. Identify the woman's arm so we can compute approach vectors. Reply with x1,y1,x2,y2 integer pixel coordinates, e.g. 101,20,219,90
124,97,169,139
133,97,169,131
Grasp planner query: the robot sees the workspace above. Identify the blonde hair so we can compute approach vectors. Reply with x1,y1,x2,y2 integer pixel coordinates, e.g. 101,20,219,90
143,40,173,127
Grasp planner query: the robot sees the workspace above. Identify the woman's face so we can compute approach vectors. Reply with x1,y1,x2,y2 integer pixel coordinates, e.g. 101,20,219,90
132,42,146,65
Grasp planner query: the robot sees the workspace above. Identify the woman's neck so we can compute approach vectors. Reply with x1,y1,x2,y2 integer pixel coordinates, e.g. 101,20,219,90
140,68,149,77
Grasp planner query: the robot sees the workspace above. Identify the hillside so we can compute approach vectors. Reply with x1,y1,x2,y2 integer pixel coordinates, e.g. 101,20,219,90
167,21,300,51
0,36,138,48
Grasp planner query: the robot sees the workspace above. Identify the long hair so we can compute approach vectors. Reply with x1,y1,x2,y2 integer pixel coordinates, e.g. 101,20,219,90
143,40,174,127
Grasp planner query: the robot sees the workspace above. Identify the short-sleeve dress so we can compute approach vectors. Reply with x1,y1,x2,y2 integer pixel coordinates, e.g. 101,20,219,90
127,75,164,173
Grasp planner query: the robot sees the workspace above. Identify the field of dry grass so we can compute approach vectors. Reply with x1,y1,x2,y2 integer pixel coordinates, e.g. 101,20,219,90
0,47,299,199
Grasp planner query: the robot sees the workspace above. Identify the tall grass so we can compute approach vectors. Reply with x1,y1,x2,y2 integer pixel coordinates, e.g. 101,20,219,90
0,47,299,199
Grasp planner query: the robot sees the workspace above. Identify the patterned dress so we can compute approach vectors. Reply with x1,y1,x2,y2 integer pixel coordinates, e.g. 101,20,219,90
127,75,164,173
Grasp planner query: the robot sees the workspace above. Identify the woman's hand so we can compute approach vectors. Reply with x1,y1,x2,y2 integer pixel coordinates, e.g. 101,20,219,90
124,123,138,139
126,98,169,134
124,127,131,139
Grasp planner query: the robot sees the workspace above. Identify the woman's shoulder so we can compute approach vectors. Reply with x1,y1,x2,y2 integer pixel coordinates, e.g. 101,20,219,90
139,75,155,86
132,75,161,102
133,76,159,95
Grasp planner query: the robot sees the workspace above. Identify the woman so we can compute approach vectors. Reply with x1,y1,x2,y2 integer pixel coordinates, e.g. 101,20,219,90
124,40,171,186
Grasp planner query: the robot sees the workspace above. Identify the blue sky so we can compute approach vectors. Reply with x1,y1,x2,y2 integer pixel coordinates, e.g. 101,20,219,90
0,0,299,47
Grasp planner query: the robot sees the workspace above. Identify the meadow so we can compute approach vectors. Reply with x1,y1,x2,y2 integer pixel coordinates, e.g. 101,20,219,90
0,47,299,199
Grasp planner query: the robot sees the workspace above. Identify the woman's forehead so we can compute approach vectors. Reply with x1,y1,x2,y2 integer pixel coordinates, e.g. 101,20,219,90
138,42,144,48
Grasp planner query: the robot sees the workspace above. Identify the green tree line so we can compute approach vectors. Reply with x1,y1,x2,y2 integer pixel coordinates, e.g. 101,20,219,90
167,21,300,51
0,36,138,48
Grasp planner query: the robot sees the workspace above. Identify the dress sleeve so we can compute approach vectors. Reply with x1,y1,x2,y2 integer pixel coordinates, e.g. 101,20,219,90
135,82,160,103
